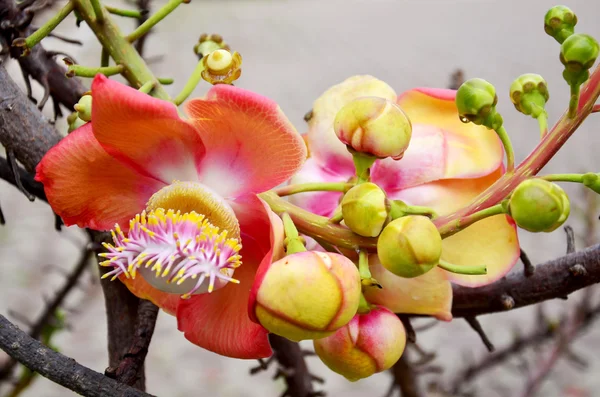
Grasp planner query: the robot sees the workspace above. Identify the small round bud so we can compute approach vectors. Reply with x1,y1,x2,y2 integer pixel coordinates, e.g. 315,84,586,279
544,5,577,44
341,182,390,237
560,34,599,74
333,97,412,160
67,112,87,133
314,306,406,381
200,49,242,85
253,251,361,341
455,78,503,130
193,33,230,58
508,178,570,233
376,215,442,278
509,74,549,118
74,93,92,122
582,173,600,194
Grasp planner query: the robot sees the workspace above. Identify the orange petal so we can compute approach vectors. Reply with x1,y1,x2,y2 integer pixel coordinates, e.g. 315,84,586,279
185,85,307,198
119,275,179,316
91,75,205,184
35,124,165,230
307,75,397,171
177,195,283,358
395,88,503,183
364,255,452,321
390,167,520,287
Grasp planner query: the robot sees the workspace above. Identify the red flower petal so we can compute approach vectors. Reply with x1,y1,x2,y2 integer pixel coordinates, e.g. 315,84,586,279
185,85,306,198
35,124,164,230
91,75,205,184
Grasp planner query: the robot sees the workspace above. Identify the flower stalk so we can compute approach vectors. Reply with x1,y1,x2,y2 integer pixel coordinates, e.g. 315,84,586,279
66,63,123,78
173,60,205,106
14,1,75,53
274,182,354,197
126,0,188,43
105,5,143,18
90,0,105,23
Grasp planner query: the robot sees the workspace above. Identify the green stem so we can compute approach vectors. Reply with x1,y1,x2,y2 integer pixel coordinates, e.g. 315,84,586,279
67,64,123,78
569,84,581,118
90,0,105,23
537,111,548,138
173,60,205,106
357,293,371,314
495,126,515,172
281,213,306,255
438,203,506,238
105,5,142,18
158,77,174,85
274,182,355,197
329,208,343,224
358,250,380,288
390,200,437,220
72,0,169,98
100,48,109,67
541,173,584,183
351,151,377,183
23,1,75,49
438,259,487,275
126,0,187,43
138,80,155,94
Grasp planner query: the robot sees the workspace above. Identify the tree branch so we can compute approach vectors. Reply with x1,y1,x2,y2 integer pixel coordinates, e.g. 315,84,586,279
0,314,155,397
452,244,600,317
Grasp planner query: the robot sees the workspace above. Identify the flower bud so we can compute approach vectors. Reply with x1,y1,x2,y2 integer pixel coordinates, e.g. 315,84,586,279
455,78,503,130
67,112,87,133
377,215,442,278
582,173,600,194
193,33,230,58
509,74,549,118
508,178,570,233
544,5,577,44
201,49,242,85
333,97,412,160
74,93,92,122
560,34,599,75
253,251,361,341
341,182,390,237
313,306,406,381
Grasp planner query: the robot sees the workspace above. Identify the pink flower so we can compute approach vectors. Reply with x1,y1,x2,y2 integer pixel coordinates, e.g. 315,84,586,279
35,75,306,359
292,75,520,318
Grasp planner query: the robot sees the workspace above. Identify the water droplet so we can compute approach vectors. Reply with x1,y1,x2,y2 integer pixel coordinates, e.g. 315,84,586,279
459,116,470,124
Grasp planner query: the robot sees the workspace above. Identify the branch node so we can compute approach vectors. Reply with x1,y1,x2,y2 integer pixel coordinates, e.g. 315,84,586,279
500,294,515,310
569,264,588,277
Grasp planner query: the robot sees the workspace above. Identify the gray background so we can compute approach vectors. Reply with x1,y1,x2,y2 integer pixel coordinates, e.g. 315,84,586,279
2,0,600,396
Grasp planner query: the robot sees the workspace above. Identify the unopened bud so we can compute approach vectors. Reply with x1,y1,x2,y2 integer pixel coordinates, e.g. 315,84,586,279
456,78,503,130
314,306,406,381
193,33,230,58
201,49,242,85
508,178,570,233
252,251,361,341
377,215,442,278
544,5,577,44
333,97,412,160
509,74,549,118
560,34,599,86
341,182,390,237
74,93,92,122
67,112,87,133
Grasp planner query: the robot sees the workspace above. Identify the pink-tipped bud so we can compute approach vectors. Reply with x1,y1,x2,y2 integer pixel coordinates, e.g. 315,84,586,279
252,251,361,341
314,306,406,381
333,97,412,160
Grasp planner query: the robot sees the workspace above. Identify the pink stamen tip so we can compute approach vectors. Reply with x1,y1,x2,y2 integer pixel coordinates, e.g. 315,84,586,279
99,209,242,297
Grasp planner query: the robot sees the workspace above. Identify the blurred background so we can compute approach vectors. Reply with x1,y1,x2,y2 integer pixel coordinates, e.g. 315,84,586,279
1,0,600,396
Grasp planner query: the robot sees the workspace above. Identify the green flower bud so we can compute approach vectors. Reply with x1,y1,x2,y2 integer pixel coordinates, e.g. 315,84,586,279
376,215,442,278
560,34,599,75
582,173,600,194
334,97,412,160
341,182,390,237
456,78,503,130
67,112,87,133
508,179,570,233
544,5,577,44
74,94,92,122
193,33,230,59
509,74,549,118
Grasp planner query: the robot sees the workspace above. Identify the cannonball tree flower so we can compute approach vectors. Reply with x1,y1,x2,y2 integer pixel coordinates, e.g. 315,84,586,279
35,75,306,359
291,76,520,318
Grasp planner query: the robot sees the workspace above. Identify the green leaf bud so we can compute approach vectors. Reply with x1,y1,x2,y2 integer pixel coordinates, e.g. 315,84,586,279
341,182,390,237
455,78,503,130
508,178,570,233
376,215,442,278
509,74,549,118
544,5,577,44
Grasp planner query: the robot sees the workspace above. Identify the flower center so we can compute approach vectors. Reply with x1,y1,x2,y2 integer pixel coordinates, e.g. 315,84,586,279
99,209,242,298
145,181,240,240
